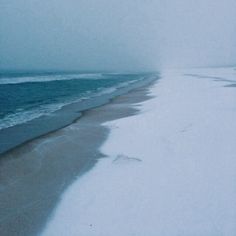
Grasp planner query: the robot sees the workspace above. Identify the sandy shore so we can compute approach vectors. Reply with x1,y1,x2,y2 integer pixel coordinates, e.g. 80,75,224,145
0,80,155,236
44,67,236,236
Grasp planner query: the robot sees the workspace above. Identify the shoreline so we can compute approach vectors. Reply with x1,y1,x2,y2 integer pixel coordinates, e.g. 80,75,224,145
0,77,157,236
0,74,157,155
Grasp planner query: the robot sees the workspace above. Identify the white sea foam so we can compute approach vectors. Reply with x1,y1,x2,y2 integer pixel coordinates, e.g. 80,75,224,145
0,73,104,85
0,78,143,130
96,79,141,96
0,102,67,130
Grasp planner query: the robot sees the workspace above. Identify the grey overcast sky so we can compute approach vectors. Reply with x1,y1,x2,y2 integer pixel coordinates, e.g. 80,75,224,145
0,0,236,71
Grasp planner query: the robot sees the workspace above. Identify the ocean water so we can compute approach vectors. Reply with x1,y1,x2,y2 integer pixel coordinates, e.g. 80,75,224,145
0,72,146,130
0,71,158,154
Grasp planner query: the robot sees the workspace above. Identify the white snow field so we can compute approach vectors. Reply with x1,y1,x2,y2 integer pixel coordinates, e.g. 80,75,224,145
43,67,236,236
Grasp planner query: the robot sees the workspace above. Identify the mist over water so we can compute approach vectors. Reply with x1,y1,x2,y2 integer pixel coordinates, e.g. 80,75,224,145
0,0,236,71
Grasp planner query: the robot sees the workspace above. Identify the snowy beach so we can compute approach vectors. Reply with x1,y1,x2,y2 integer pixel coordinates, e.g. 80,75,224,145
2,0,236,235
43,67,236,236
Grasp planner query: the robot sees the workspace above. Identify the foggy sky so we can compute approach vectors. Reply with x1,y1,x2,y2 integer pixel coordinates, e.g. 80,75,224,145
0,0,236,71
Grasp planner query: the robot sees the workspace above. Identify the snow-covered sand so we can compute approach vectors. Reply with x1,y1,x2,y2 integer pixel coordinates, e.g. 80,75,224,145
43,67,236,236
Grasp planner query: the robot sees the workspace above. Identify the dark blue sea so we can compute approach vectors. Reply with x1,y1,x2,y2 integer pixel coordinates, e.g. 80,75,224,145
0,71,156,154
0,72,147,130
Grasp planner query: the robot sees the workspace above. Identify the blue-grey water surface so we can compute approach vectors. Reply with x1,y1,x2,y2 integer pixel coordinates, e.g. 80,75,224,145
0,72,156,154
0,72,145,130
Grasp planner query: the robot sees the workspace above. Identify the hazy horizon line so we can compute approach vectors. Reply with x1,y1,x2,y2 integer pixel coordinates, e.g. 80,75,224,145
0,63,235,75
